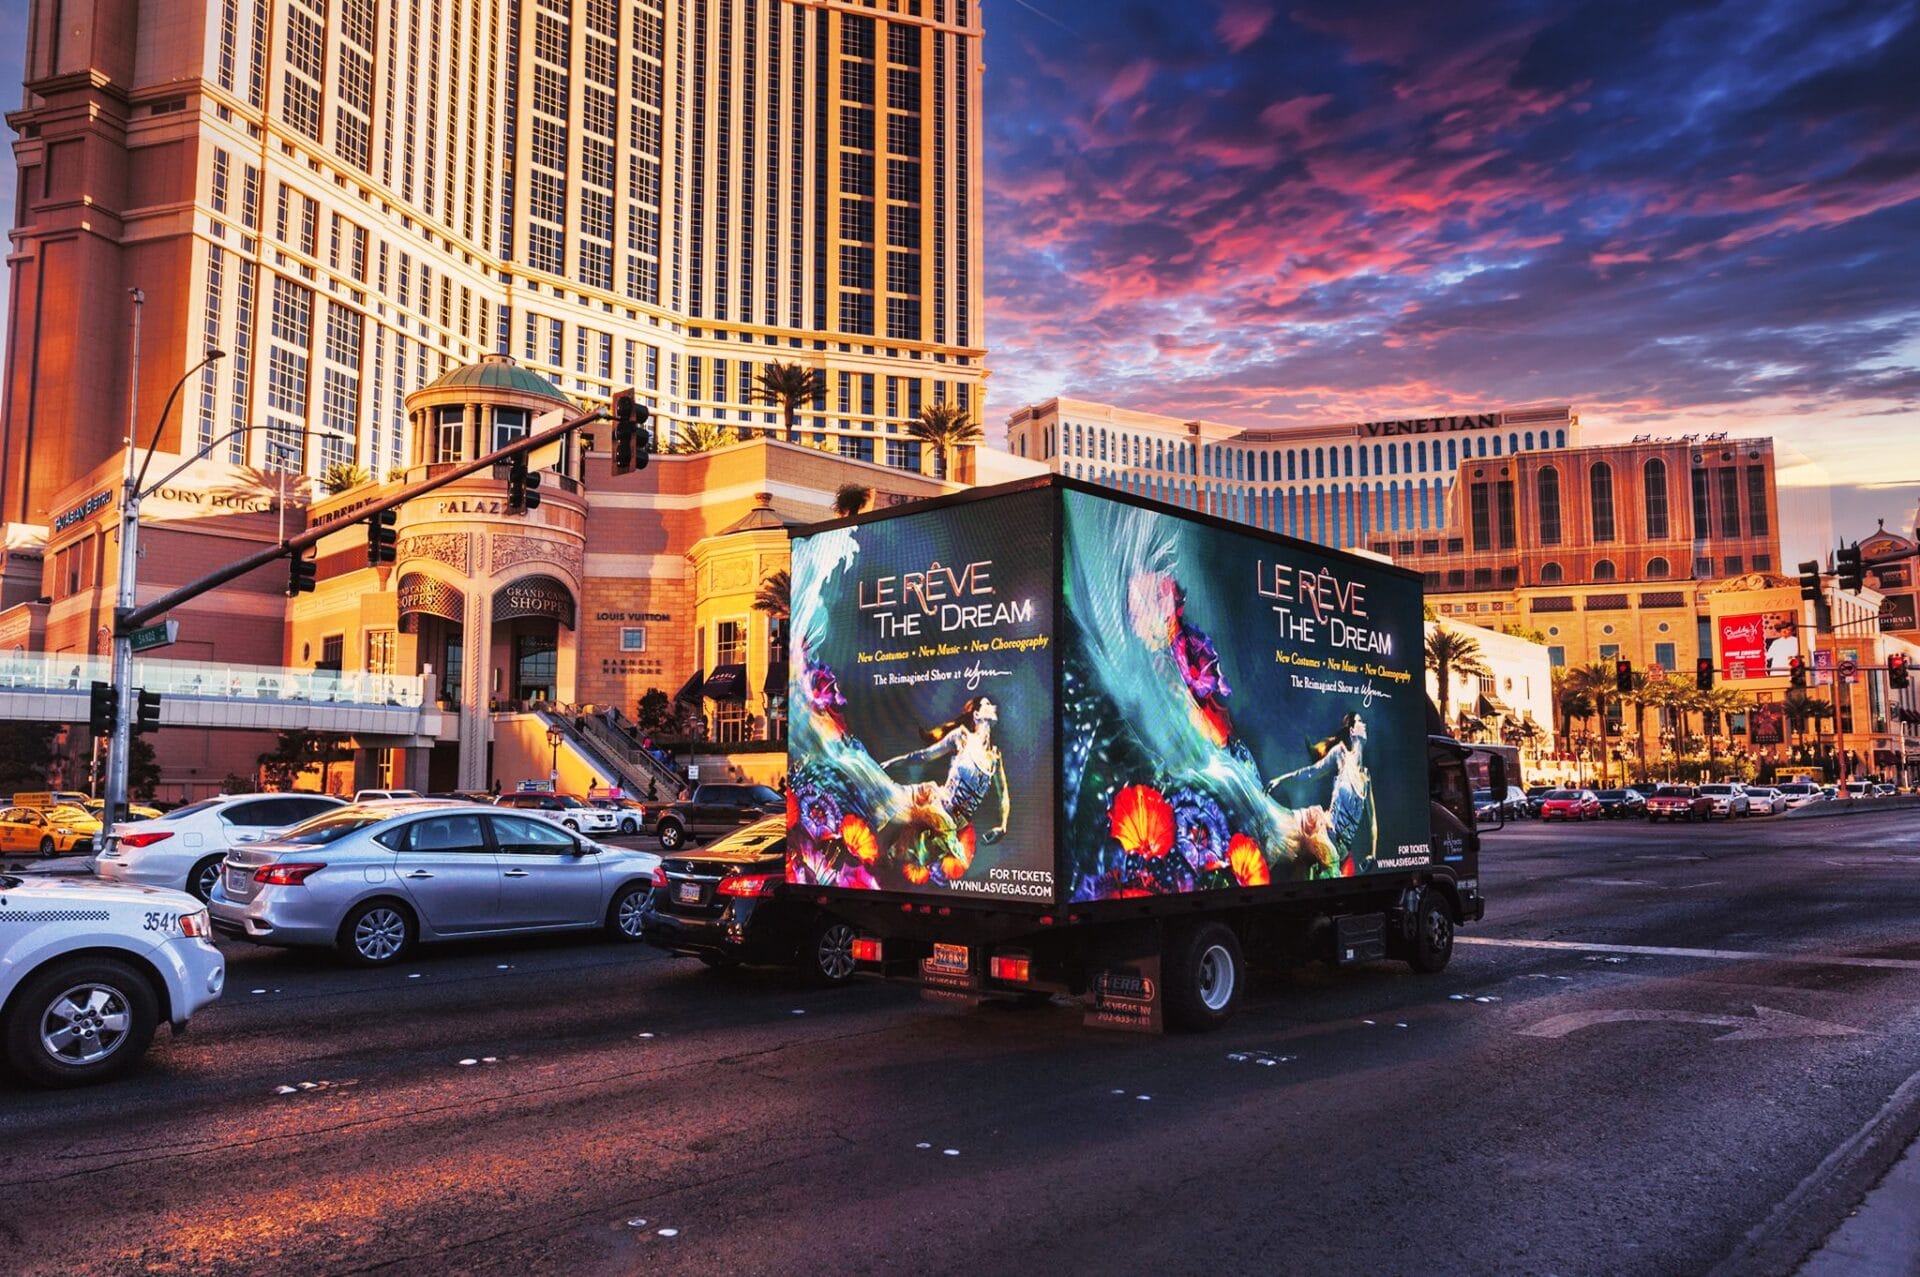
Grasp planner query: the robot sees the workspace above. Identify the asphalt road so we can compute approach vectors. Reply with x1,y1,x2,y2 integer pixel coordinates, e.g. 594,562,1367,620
4,811,1920,1276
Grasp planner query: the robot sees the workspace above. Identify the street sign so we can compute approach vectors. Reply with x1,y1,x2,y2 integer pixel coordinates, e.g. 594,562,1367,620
127,620,179,653
1839,657,1859,683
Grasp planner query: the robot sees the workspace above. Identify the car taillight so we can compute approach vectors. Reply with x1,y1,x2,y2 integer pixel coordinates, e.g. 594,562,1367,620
118,831,174,848
179,910,212,938
254,862,326,886
652,865,668,888
990,955,1032,983
717,873,778,898
851,937,883,962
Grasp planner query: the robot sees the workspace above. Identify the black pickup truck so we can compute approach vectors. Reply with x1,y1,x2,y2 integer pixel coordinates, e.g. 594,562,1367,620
652,782,783,850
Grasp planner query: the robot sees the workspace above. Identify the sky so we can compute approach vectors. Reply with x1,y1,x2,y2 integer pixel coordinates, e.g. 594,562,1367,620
0,0,1914,557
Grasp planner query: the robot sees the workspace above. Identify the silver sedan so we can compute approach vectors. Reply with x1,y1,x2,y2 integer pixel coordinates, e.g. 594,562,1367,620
208,802,662,965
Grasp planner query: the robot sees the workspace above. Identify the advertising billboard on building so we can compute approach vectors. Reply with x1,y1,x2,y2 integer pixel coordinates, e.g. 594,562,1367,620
785,488,1058,902
1881,593,1916,632
1749,702,1786,746
1719,611,1799,680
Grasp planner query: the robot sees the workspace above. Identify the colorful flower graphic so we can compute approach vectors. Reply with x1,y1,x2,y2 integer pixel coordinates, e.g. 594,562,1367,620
796,784,845,841
940,824,977,882
802,661,848,732
840,813,880,864
1228,833,1269,887
1168,789,1230,873
785,788,800,829
1109,784,1175,859
1127,571,1179,648
1171,622,1230,703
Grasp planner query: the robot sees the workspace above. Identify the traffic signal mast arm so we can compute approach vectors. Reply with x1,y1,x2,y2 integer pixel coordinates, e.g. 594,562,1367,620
120,402,610,633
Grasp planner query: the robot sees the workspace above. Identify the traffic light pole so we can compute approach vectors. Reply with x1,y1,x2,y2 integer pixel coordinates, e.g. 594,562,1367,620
103,290,146,828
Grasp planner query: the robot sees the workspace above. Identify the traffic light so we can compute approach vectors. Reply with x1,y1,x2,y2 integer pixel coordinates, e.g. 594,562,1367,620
1798,560,1822,604
287,548,317,595
366,508,399,564
88,681,116,737
134,688,162,735
1696,657,1715,691
1788,655,1807,689
1836,543,1864,592
1890,652,1910,690
506,452,542,513
1614,658,1632,694
611,388,652,474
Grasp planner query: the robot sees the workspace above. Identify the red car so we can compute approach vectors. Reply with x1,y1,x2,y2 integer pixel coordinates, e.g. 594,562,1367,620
1645,785,1715,822
1539,789,1601,821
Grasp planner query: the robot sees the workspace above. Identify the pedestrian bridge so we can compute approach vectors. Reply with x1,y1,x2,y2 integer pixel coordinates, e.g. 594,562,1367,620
0,653,450,744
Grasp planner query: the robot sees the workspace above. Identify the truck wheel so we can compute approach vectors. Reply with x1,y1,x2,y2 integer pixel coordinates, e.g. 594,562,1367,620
3,956,159,1088
800,914,857,987
1165,922,1244,1032
657,820,686,851
1408,892,1455,974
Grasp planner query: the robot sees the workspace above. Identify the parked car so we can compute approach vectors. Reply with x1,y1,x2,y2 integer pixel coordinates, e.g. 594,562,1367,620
493,792,621,835
1646,785,1715,822
0,871,223,1087
1593,788,1647,819
1524,785,1557,818
1773,782,1827,810
1538,789,1601,821
1697,783,1751,819
0,804,102,857
1873,783,1899,797
95,793,347,902
83,799,164,823
352,789,422,803
1473,786,1529,822
641,816,856,985
651,783,784,851
209,802,662,965
590,797,649,834
1743,786,1789,816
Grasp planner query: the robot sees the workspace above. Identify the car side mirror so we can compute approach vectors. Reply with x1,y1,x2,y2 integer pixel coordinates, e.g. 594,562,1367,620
571,840,594,856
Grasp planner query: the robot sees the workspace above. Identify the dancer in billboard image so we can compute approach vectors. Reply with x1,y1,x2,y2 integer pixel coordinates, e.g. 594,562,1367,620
880,696,1009,842
1266,711,1377,876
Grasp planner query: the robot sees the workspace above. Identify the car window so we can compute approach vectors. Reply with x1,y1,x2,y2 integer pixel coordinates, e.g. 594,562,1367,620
401,814,489,854
281,797,343,823
489,814,577,855
747,786,781,806
162,798,227,821
221,799,283,827
278,813,392,846
1544,790,1574,799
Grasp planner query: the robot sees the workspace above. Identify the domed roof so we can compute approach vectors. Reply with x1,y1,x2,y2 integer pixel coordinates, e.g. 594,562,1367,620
718,492,799,535
419,354,572,405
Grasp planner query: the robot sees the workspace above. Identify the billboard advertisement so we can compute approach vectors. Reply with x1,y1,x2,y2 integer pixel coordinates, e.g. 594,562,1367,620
1058,489,1429,901
1749,702,1786,746
1881,593,1916,632
785,489,1057,901
1719,611,1799,680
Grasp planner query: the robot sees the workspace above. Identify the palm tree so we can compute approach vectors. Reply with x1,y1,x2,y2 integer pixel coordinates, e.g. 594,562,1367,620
834,484,870,518
904,401,983,480
1424,624,1491,732
671,421,738,454
1621,670,1660,780
1552,667,1593,763
752,569,790,620
320,461,372,495
753,361,824,441
1784,688,1834,752
1567,661,1625,785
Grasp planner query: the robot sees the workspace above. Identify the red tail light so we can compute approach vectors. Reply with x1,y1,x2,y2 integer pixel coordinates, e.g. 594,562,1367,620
253,862,326,886
652,865,668,888
118,831,174,848
850,937,883,962
990,955,1032,983
717,872,779,898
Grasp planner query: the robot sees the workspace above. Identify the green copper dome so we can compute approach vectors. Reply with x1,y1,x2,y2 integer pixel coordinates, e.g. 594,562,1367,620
420,354,572,405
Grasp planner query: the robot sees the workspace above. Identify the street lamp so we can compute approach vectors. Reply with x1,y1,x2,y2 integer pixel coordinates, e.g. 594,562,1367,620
546,725,565,791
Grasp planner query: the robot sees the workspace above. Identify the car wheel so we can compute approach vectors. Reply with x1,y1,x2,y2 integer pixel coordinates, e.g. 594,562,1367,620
37,835,55,856
1165,921,1245,1032
562,819,580,832
187,854,224,904
605,880,653,941
3,956,158,1088
1408,891,1456,974
801,915,858,987
338,899,416,967
620,817,639,835
657,820,686,851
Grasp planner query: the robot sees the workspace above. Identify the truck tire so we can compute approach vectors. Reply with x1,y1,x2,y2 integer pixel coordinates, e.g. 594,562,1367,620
657,820,687,851
1408,891,1455,974
1165,922,1244,1032
3,955,159,1088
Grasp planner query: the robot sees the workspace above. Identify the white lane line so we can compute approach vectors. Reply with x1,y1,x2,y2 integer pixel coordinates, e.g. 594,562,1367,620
1459,935,1920,972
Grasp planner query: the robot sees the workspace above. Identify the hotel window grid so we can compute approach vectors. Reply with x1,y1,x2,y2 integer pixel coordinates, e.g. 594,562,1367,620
1716,468,1741,539
1746,466,1769,536
1589,462,1616,542
1643,457,1670,539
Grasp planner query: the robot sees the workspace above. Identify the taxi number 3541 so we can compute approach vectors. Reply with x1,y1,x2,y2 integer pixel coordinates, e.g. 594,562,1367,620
142,911,183,933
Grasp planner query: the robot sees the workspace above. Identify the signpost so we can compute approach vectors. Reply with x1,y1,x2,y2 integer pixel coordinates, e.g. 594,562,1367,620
127,620,179,653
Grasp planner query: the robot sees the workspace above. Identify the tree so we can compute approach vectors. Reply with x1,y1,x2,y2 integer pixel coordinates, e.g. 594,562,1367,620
904,401,983,480
670,421,738,454
0,721,61,794
1551,667,1593,763
1620,670,1659,777
1569,661,1624,784
1498,622,1550,645
102,735,162,801
1424,624,1490,731
258,731,354,791
320,461,373,495
752,569,791,619
634,688,677,738
1784,689,1834,750
834,484,871,518
753,361,825,441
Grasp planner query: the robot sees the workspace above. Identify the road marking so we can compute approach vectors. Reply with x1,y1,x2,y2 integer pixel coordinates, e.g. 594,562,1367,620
1460,935,1920,972
1520,1005,1862,1041
1568,877,1655,887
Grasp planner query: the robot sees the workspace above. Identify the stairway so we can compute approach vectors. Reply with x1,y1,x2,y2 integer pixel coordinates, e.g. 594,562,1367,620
537,708,684,800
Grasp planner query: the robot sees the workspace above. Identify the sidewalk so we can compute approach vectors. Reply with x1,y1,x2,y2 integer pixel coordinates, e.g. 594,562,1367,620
1799,1129,1920,1276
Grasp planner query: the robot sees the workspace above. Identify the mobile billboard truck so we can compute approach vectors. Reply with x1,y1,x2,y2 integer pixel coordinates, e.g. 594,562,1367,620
784,477,1494,1031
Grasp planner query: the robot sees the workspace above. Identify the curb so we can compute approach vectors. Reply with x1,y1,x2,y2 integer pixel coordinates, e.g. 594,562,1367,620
1785,797,1920,822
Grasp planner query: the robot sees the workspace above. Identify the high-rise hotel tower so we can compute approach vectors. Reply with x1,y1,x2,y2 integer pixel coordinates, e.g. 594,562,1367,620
2,0,986,524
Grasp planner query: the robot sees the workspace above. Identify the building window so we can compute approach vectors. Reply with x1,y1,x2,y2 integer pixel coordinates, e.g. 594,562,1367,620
620,628,646,652
1724,555,1743,575
1547,645,1566,666
1646,556,1671,578
366,630,396,676
1539,562,1563,583
1746,465,1769,537
1496,480,1517,550
1655,642,1676,671
433,407,465,463
1536,466,1561,545
491,407,530,453
1594,559,1617,581
1717,468,1741,538
318,635,345,671
715,620,747,666
1643,457,1669,539
711,701,753,744
1469,481,1492,551
1590,462,1616,542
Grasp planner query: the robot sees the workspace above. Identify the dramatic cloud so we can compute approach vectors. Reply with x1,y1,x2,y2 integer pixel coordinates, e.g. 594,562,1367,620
982,0,1920,514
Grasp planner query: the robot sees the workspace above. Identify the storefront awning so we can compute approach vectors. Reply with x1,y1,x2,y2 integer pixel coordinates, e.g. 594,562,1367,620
673,669,704,705
396,573,464,634
703,664,748,701
763,662,788,696
491,574,576,629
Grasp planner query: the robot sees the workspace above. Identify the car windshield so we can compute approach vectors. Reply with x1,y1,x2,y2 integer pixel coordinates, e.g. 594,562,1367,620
1654,787,1693,797
47,804,92,819
1472,789,1493,801
1544,790,1575,799
275,813,393,845
159,798,228,821
1597,790,1627,799
1701,785,1733,794
0,874,17,890
552,796,586,808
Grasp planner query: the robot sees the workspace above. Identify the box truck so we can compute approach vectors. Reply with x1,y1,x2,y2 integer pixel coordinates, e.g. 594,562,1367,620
784,477,1497,1031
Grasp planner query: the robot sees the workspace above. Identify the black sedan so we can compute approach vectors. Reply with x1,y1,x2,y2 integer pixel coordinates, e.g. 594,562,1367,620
1594,788,1647,818
640,817,856,985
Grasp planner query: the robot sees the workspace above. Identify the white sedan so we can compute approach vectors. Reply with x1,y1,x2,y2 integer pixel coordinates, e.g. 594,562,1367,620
0,872,224,1087
1743,786,1789,816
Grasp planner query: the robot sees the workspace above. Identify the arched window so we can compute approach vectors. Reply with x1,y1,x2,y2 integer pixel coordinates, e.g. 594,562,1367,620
1593,559,1617,581
1642,457,1670,539
1525,431,1535,450
1287,451,1297,481
1315,447,1325,479
1536,466,1562,545
1259,452,1269,482
1447,439,1458,470
1492,434,1503,456
1590,462,1617,541
1509,432,1519,455
1343,445,1354,477
1539,562,1563,583
1646,556,1670,578
1417,440,1427,472
1475,436,1487,458
1373,444,1384,475
1556,429,1567,447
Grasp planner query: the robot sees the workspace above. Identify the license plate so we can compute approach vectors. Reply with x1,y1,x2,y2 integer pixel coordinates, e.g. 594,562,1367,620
927,943,970,975
226,867,249,893
676,881,702,904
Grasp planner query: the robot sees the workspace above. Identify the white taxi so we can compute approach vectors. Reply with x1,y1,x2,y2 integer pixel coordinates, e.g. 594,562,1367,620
0,872,225,1087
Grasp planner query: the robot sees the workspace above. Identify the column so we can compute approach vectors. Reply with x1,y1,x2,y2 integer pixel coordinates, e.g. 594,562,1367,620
458,536,492,790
